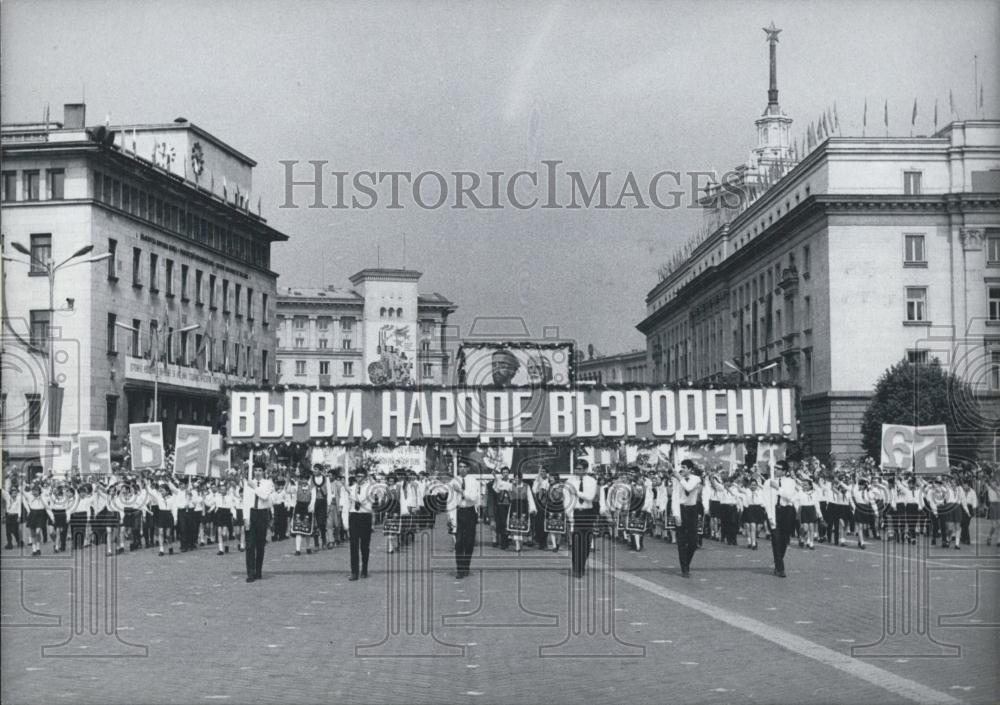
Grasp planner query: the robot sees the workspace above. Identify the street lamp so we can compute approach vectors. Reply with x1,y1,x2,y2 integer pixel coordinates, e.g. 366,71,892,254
6,240,111,436
117,320,199,422
724,359,778,381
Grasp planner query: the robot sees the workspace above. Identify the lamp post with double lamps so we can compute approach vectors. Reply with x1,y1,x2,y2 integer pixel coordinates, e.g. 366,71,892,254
115,320,200,422
4,242,112,435
723,359,779,382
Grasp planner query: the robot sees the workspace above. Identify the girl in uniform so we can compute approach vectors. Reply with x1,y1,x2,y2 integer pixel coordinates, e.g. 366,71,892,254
24,484,54,556
507,470,536,552
741,475,767,550
797,479,821,549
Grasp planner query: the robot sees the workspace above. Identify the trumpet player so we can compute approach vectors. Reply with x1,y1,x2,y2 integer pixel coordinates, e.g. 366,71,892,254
671,460,702,578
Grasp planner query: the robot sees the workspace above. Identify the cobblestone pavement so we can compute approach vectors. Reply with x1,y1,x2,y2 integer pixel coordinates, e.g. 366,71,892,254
1,519,997,705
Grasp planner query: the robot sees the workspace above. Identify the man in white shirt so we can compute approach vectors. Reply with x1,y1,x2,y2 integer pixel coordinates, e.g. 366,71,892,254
342,469,374,580
768,460,799,577
671,460,703,577
570,459,599,578
452,459,481,579
243,463,275,583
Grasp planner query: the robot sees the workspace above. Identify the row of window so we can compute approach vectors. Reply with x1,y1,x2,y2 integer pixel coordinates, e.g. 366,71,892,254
104,238,270,324
92,170,270,271
99,311,270,380
1,169,64,202
289,316,354,331
278,359,436,380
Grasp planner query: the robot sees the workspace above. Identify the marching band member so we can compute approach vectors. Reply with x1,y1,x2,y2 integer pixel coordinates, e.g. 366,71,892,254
292,469,317,557
651,474,668,541
508,470,536,552
3,485,26,549
797,479,821,550
24,484,54,556
545,473,567,552
532,469,551,550
47,483,70,553
343,468,375,581
767,460,798,577
625,467,652,552
671,460,702,577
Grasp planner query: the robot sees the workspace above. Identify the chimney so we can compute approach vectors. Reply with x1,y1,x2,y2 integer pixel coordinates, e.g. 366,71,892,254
63,103,86,129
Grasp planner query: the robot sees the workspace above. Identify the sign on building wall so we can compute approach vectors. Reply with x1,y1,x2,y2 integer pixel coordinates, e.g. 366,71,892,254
228,386,798,445
366,322,416,385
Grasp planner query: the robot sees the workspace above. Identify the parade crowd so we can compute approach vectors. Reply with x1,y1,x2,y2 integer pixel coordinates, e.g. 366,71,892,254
3,455,999,583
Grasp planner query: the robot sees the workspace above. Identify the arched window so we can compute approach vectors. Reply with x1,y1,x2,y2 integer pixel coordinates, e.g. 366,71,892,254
396,308,403,318
380,307,386,317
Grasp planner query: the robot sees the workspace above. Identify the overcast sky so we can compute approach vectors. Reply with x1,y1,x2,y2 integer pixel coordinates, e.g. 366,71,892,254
3,0,997,355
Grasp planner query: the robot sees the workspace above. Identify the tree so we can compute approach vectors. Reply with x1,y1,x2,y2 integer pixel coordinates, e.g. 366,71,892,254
860,358,981,462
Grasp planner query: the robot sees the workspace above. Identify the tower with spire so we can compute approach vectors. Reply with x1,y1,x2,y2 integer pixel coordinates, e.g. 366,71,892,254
750,22,794,176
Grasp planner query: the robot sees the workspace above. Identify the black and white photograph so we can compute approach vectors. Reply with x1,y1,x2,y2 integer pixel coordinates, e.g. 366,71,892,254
1,1,998,703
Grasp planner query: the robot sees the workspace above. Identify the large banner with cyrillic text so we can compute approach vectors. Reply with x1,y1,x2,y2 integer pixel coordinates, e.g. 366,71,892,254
227,386,797,445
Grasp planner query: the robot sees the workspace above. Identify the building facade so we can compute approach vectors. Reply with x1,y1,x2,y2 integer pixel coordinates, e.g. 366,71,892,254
275,268,456,386
1,104,287,460
637,31,1000,459
577,349,648,384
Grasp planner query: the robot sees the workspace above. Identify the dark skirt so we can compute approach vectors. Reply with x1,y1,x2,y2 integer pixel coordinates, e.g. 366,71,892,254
27,509,48,531
742,505,767,524
93,508,119,527
216,508,234,530
799,505,818,524
235,508,244,525
939,504,961,523
988,502,1000,521
156,509,174,529
709,500,722,519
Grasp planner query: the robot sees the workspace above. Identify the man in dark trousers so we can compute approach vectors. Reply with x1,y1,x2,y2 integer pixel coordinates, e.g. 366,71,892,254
342,469,374,581
671,460,702,578
569,459,598,578
452,459,480,579
243,463,274,583
768,460,799,578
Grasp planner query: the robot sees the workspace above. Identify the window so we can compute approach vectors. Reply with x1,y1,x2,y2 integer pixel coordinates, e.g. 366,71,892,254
209,274,217,309
317,317,329,331
294,337,305,349
343,361,354,376
903,171,922,195
165,259,175,297
262,350,269,383
29,310,50,349
318,338,329,349
989,287,1000,321
235,284,242,316
803,245,810,276
107,313,117,353
277,360,284,378
131,319,141,356
180,265,189,301
149,320,159,360
29,234,51,274
319,361,330,375
342,338,352,350
421,340,431,351
422,363,433,378
47,169,65,200
149,253,159,292
293,317,306,329
991,351,1000,391
803,296,812,330
133,247,143,287
26,394,41,439
179,330,190,366
106,395,118,435
222,280,230,313
1,171,15,201
262,293,269,325
907,349,929,364
195,270,203,305
988,234,1000,265
107,238,118,280
247,288,254,320
23,171,40,201
420,320,433,335
904,234,926,265
295,360,306,377
166,327,174,363
905,287,927,322
341,317,353,332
